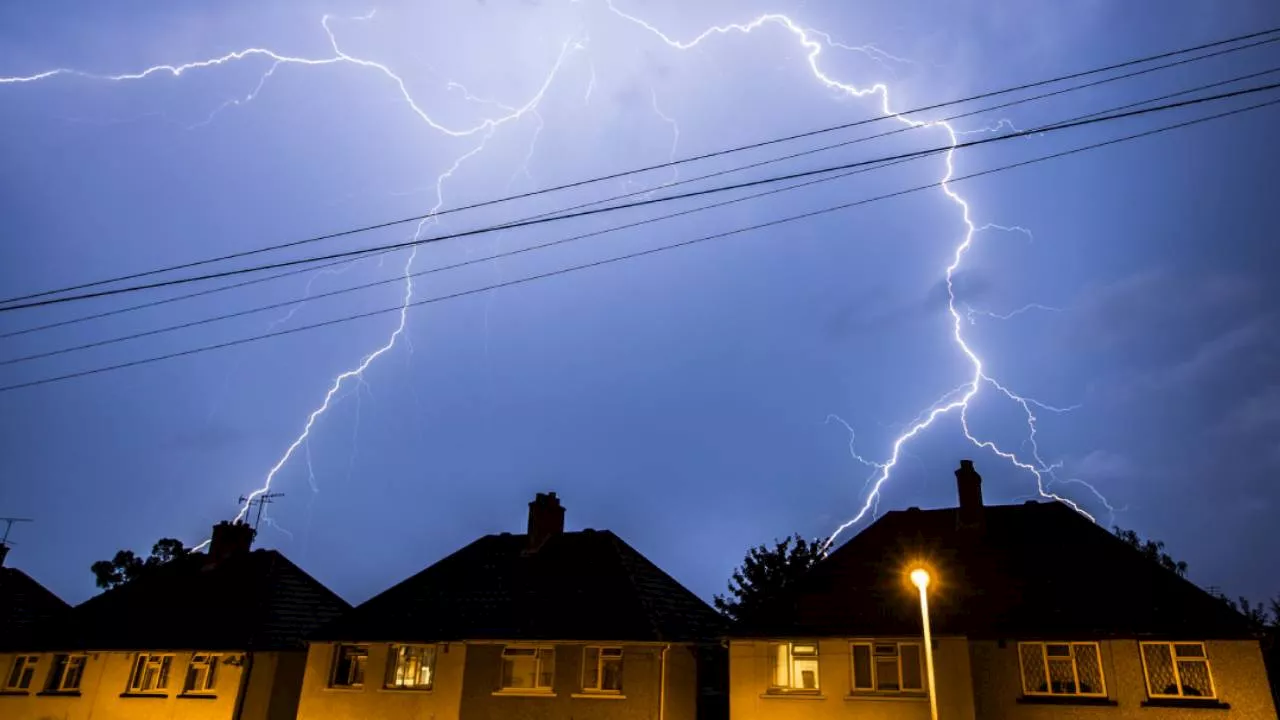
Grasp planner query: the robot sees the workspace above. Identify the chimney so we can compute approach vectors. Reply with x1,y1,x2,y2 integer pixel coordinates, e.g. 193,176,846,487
208,520,255,565
955,459,984,529
0,543,8,567
526,492,565,552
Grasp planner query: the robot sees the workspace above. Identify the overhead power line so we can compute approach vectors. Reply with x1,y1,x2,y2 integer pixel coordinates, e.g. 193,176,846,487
2,23,1277,307
3,79,1278,314
5,68,1277,367
7,32,1276,340
3,91,1275,393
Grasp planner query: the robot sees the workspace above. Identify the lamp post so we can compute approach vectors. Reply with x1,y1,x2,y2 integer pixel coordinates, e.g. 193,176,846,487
910,568,939,720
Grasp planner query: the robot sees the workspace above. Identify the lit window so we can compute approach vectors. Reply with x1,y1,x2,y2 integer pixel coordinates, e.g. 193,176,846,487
1141,642,1216,699
46,654,87,692
4,655,39,691
1019,642,1105,697
330,644,368,688
500,646,555,691
183,653,219,694
385,645,436,690
582,647,623,693
127,654,173,693
851,642,924,694
769,642,820,692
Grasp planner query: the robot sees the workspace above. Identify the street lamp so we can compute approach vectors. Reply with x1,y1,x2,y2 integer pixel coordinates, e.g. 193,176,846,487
910,568,939,720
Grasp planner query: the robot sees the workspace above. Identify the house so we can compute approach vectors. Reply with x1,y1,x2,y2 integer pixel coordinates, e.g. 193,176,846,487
0,521,350,720
0,540,71,653
295,491,725,720
728,460,1279,720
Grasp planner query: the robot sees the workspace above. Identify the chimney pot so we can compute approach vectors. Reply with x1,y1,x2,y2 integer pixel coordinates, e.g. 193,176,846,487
526,492,565,552
208,520,255,566
955,459,984,529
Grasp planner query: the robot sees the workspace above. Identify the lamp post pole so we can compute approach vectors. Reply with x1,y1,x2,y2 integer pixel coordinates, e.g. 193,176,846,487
910,568,939,720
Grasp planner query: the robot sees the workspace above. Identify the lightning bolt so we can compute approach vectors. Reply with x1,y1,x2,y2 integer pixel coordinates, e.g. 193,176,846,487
2,12,582,538
604,1,1106,547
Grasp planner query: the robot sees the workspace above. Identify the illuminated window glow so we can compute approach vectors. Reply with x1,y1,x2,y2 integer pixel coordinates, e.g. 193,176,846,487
1141,642,1216,699
385,645,436,690
769,642,820,692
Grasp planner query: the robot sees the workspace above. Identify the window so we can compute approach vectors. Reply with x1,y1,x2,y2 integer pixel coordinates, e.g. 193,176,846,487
1141,642,1216,699
46,654,87,692
500,646,555,691
769,642,820,692
851,642,924,694
127,654,173,694
1019,642,1105,697
582,647,622,693
183,653,219,694
331,645,368,688
385,645,436,690
4,655,38,691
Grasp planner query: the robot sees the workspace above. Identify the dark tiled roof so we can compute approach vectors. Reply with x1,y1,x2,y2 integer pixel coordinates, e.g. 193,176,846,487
0,567,71,651
30,549,349,652
316,530,724,643
733,501,1252,640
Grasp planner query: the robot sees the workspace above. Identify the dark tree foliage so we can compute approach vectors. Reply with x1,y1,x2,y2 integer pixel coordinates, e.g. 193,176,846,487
1112,526,1188,577
714,533,823,622
90,538,189,590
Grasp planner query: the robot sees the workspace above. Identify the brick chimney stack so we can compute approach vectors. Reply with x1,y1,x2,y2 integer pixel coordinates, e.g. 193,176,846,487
527,492,565,552
208,520,255,565
955,459,985,529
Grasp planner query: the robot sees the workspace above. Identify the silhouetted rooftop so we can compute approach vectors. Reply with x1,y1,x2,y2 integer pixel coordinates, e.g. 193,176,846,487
0,566,70,651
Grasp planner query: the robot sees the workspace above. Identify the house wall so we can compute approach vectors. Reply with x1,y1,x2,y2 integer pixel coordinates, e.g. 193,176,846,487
459,642,687,720
968,638,1278,720
0,649,289,720
728,637,975,720
294,641,467,720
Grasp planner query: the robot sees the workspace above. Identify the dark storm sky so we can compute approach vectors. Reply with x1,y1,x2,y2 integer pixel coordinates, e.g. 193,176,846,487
1,0,1278,608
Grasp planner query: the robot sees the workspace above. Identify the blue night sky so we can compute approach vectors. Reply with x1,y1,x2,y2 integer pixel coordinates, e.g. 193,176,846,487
2,0,1278,608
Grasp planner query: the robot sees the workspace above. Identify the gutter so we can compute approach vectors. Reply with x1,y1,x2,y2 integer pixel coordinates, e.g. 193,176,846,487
232,650,255,720
659,643,670,720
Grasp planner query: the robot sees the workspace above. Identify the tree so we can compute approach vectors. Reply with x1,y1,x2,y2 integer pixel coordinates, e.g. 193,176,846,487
90,538,189,590
1112,526,1188,577
714,534,824,622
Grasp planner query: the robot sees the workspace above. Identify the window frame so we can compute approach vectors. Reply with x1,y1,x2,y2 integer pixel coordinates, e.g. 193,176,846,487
329,644,369,689
581,646,623,693
1139,642,1217,700
4,655,39,691
850,641,926,695
498,645,555,693
182,653,219,695
768,641,821,693
1017,641,1107,698
45,654,87,693
384,644,437,691
127,653,174,694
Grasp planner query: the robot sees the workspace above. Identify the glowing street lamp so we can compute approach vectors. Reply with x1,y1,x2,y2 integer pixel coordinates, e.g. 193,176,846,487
910,567,939,720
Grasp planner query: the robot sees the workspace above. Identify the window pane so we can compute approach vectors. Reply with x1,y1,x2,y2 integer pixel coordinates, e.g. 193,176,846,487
770,644,788,687
1177,660,1213,697
1046,644,1070,657
584,648,600,689
601,655,622,691
900,645,923,691
1047,658,1076,694
792,644,817,656
794,657,819,690
537,649,555,688
1174,644,1205,659
1020,645,1048,694
1143,644,1178,696
1074,645,1103,695
875,658,899,691
852,645,872,690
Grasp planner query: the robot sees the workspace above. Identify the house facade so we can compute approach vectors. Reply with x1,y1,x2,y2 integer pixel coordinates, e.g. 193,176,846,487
728,461,1278,720
0,521,350,720
294,492,723,720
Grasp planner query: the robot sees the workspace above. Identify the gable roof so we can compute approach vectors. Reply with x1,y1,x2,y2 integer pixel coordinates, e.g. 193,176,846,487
733,501,1251,640
28,549,350,652
316,529,723,643
0,566,71,651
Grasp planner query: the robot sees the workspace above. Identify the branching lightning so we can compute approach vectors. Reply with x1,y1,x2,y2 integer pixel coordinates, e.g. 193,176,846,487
604,1,1108,547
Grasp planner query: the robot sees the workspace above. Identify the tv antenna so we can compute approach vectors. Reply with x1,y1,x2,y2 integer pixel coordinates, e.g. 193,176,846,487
237,493,284,532
0,517,33,546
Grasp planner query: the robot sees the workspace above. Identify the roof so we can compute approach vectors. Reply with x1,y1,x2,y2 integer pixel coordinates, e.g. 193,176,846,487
316,529,724,643
0,566,71,651
732,501,1252,640
28,549,349,652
